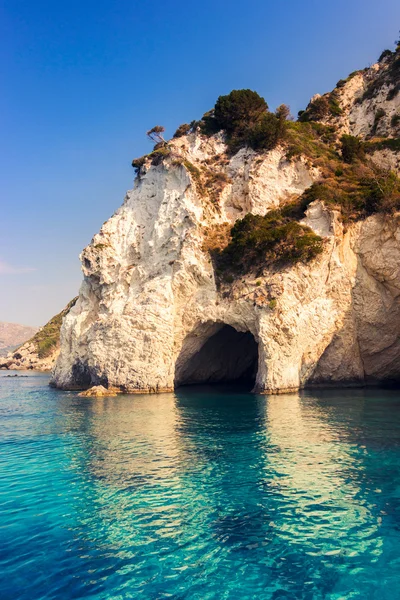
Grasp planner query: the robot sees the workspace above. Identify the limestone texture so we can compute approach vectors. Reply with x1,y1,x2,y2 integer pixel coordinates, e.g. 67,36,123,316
51,54,400,394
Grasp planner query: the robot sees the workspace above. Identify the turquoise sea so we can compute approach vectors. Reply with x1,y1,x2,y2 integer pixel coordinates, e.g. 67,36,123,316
1,372,400,599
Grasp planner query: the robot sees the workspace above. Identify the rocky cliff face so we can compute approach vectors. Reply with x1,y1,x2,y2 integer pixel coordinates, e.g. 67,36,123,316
52,50,400,394
302,51,399,168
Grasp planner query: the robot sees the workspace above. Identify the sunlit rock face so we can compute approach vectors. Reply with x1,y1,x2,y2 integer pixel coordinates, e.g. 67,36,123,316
52,57,400,394
52,135,325,394
312,57,400,171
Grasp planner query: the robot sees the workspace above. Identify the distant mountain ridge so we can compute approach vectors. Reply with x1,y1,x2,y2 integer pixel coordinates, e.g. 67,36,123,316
0,322,38,356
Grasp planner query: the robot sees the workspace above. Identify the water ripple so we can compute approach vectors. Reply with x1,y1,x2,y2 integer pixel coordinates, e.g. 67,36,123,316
1,375,400,598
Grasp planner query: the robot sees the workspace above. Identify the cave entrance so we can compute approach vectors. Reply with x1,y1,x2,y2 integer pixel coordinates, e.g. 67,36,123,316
175,324,258,391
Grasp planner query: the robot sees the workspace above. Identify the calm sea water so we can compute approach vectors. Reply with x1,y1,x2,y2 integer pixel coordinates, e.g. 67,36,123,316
1,373,400,599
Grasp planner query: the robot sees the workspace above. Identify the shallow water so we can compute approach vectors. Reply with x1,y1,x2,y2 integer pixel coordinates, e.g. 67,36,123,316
1,373,400,599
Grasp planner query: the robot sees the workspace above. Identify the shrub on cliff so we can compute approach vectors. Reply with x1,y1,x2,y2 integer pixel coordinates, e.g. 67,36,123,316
245,113,282,151
214,89,268,134
173,123,191,138
391,114,400,127
215,209,323,274
361,169,400,214
244,106,290,152
202,89,288,153
299,93,342,122
298,166,400,222
146,125,166,144
150,146,171,166
299,96,330,122
340,135,365,163
329,92,342,116
371,108,386,135
132,155,148,173
379,49,393,62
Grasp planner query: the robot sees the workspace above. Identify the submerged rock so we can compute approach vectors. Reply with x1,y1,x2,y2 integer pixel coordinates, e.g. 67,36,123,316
78,385,117,397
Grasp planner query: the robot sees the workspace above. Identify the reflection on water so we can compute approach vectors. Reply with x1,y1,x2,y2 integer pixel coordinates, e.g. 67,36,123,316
1,375,400,599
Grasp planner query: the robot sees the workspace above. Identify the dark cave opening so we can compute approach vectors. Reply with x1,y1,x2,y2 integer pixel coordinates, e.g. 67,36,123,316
175,324,259,391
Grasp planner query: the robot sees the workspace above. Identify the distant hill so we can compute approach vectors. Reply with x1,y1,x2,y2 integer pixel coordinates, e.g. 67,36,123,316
0,298,78,371
0,322,38,356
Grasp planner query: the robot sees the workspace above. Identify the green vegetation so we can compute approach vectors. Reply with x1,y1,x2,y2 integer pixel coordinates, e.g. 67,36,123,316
210,103,400,277
131,145,171,172
340,135,365,163
146,125,166,144
183,160,201,178
297,165,400,222
183,160,203,193
173,123,191,138
198,89,289,153
391,114,400,127
285,120,337,163
150,146,171,165
246,108,288,152
298,91,342,123
30,298,78,359
132,125,171,173
132,155,147,173
364,138,400,153
213,89,268,132
299,96,330,121
336,71,360,88
329,92,343,116
284,119,400,224
268,299,277,310
379,49,394,62
360,45,400,102
371,108,386,135
127,64,400,282
387,85,399,101
215,208,324,275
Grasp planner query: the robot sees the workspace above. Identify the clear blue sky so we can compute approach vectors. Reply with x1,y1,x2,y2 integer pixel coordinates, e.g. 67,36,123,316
1,0,399,326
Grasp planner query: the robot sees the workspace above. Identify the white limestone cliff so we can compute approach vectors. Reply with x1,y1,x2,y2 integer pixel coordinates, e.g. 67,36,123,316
51,54,400,394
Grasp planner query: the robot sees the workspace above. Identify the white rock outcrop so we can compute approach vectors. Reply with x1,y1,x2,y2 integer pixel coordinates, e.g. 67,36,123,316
51,142,400,393
51,55,400,394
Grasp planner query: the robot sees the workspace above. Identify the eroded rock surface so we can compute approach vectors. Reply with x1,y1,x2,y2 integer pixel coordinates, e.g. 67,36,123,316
51,55,400,394
78,385,117,397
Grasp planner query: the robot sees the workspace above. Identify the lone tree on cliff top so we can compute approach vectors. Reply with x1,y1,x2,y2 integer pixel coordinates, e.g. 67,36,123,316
214,89,268,134
146,125,166,145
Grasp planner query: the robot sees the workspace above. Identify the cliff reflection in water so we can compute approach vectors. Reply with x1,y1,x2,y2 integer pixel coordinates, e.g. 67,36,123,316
3,377,400,599
44,385,400,598
75,393,182,483
264,394,380,559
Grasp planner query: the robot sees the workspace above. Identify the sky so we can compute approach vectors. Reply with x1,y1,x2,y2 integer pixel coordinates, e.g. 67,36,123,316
1,0,399,326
